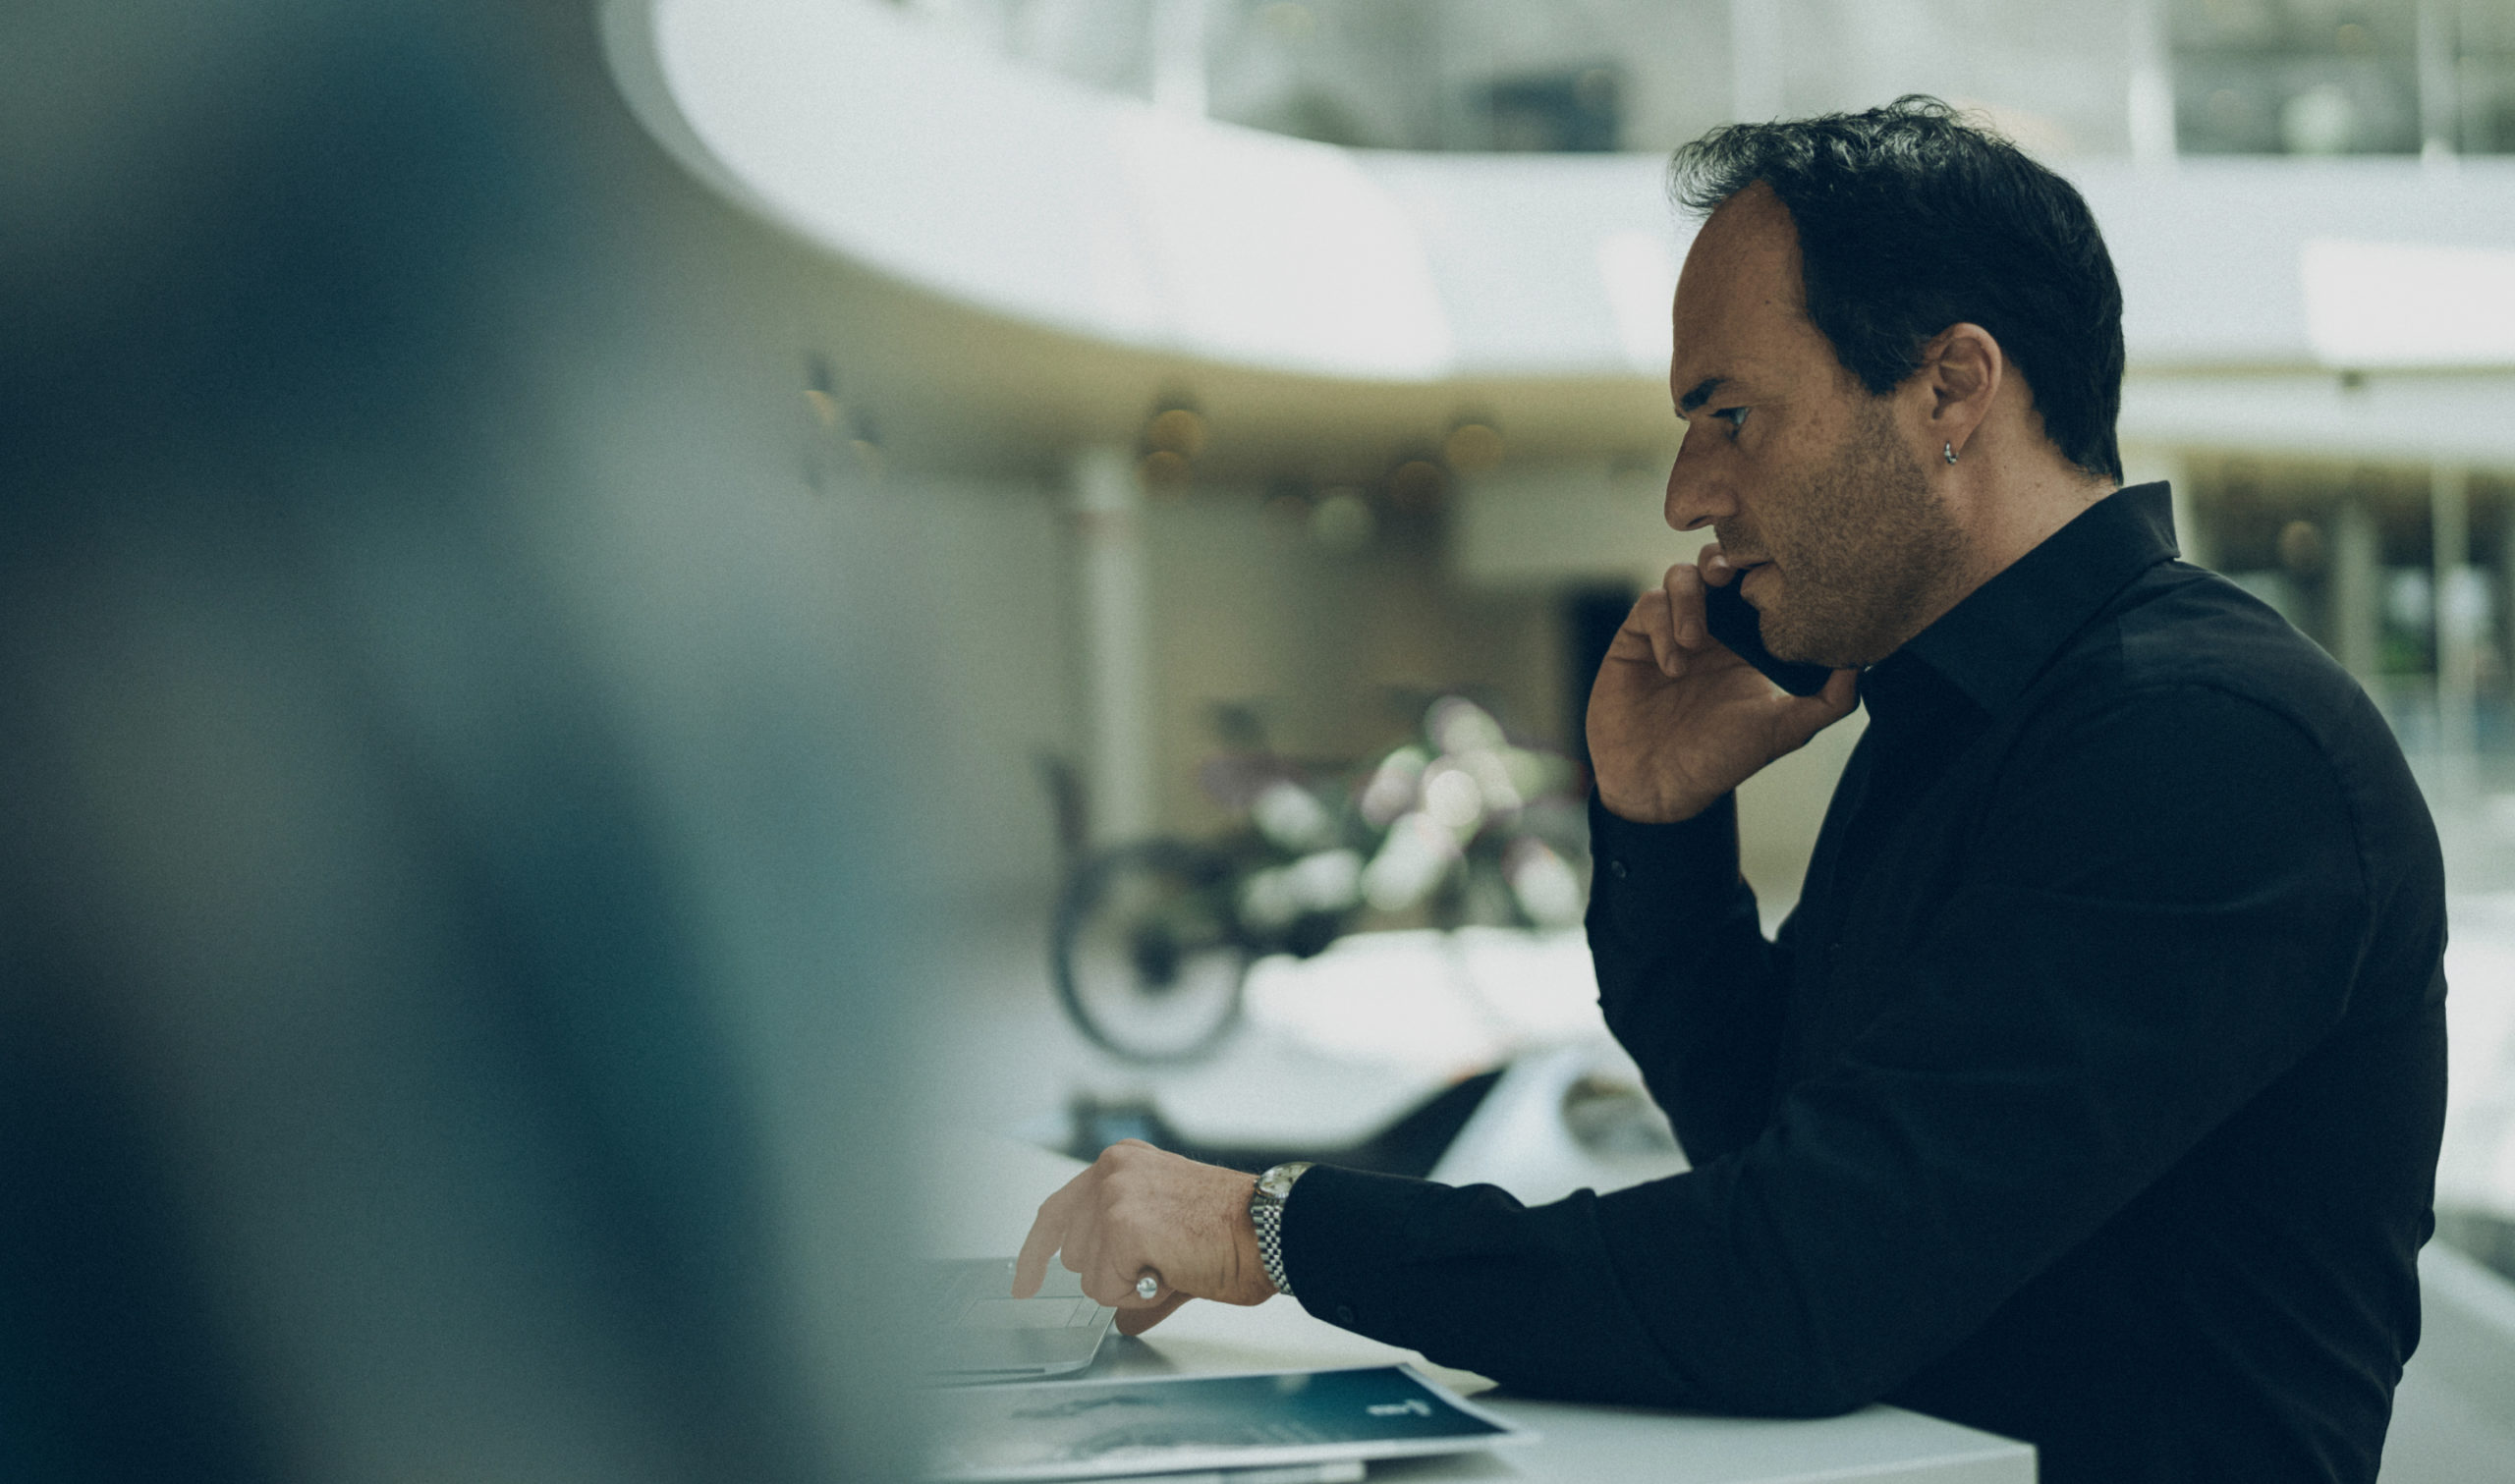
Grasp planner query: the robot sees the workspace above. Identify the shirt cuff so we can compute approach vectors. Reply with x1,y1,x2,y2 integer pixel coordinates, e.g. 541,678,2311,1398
1588,791,1741,941
1276,1164,1431,1341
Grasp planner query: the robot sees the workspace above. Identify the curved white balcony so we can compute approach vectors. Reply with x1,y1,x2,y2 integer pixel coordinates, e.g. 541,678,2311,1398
604,0,2515,465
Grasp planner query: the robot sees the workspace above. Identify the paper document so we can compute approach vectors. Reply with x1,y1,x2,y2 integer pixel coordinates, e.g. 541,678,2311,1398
924,1363,1534,1482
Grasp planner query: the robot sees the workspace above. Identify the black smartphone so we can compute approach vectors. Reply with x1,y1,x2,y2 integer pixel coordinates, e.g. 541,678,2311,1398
1703,579,1836,696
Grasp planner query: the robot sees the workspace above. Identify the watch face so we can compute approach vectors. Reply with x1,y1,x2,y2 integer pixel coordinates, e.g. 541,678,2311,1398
1259,1162,1308,1198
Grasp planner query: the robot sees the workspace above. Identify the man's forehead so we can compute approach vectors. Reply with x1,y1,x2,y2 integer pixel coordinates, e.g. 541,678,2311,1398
1669,186,1812,394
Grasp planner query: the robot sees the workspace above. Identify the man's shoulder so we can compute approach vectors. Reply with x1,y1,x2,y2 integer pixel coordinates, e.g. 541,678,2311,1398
2041,559,2384,751
2011,559,2435,869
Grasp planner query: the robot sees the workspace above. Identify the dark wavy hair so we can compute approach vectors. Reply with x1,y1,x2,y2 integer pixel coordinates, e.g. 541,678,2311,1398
1668,96,2125,483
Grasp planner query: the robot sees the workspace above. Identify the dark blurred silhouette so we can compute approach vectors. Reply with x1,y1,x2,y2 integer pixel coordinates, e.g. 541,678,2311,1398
1,2,926,1479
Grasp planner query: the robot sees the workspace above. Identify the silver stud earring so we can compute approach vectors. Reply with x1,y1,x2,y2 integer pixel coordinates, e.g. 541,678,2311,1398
1943,442,1958,465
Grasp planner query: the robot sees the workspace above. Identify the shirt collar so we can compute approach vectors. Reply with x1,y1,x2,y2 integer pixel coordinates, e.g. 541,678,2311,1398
1874,481,2180,718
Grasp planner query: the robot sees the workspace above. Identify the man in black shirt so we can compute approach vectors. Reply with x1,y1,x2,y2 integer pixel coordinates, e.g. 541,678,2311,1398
1014,99,2446,1483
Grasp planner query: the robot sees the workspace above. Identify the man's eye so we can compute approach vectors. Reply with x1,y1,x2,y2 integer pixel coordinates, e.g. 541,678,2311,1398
1716,407,1751,434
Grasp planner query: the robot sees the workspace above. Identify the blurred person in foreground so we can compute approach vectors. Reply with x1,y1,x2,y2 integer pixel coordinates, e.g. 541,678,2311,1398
1017,97,2445,1484
1,2,925,1480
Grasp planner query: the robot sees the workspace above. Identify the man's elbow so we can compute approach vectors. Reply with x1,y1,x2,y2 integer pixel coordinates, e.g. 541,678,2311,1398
1731,1380,1873,1419
1688,1359,1876,1419
1694,1332,1910,1418
1461,1345,1878,1420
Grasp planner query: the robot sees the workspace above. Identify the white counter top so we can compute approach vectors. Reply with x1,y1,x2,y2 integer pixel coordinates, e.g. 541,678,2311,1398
928,1132,2034,1483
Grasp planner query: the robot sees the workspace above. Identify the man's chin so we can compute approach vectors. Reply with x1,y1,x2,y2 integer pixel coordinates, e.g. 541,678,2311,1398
1760,609,1872,671
1754,603,1814,663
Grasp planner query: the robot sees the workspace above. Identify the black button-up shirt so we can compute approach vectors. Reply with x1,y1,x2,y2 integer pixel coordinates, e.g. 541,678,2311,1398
1280,483,2446,1484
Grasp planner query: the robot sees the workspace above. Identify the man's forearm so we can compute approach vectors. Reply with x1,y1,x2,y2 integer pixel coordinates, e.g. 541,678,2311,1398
1586,792,1787,1162
1278,1163,1708,1407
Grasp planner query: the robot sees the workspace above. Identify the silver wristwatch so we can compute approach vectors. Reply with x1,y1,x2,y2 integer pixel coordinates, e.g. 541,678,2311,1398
1249,1161,1313,1297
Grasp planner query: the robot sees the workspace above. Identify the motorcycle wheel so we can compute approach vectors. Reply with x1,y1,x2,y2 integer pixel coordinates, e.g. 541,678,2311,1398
1050,841,1252,1064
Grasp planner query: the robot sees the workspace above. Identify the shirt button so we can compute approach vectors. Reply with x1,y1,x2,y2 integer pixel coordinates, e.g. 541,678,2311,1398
1335,1304,1357,1326
1608,859,1629,880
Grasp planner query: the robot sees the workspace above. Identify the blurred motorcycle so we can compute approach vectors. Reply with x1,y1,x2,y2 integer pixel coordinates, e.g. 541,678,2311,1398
1050,696,1590,1063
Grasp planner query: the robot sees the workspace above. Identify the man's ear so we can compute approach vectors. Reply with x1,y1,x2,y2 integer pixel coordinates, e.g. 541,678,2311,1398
1919,322,2002,459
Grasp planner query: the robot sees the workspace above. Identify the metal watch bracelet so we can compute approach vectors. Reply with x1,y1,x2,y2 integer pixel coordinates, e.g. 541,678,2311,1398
1249,1160,1313,1297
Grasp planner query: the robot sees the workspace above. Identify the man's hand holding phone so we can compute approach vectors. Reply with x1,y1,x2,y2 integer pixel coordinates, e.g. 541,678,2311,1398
1586,543,1859,824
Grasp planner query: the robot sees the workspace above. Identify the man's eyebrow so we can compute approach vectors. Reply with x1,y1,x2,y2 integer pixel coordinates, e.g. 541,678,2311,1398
1676,375,1729,414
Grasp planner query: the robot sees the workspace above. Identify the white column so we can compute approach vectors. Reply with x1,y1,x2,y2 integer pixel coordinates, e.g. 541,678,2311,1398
2419,0,2458,166
2128,0,2179,169
2333,493,2382,687
1071,444,1158,846
2433,463,2478,756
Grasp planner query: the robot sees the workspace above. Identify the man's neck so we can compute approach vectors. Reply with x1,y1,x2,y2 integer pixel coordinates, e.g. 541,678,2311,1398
1962,469,2117,592
1890,465,2118,658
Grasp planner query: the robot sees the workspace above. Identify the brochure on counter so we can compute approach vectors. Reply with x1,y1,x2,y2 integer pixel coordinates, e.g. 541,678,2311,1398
924,1362,1537,1482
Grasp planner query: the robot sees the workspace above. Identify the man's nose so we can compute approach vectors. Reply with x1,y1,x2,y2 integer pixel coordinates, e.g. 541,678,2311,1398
1663,433,1732,533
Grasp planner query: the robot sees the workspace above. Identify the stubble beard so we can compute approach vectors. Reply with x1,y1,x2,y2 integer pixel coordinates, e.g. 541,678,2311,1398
1730,403,1971,670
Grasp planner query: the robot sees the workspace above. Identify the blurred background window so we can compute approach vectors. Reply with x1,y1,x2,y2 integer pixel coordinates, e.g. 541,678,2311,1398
893,0,2515,156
